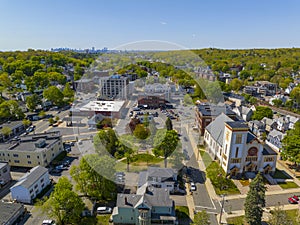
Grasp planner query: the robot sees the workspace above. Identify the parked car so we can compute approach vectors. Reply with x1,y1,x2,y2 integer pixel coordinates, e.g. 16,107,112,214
97,206,112,214
288,197,298,204
42,219,55,225
190,182,196,191
288,195,299,204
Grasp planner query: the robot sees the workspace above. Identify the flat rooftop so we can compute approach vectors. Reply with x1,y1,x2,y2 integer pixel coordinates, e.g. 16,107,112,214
80,100,125,112
197,104,235,117
0,202,24,224
0,131,61,152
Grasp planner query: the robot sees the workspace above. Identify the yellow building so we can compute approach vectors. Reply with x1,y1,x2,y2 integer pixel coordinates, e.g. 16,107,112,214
0,131,63,167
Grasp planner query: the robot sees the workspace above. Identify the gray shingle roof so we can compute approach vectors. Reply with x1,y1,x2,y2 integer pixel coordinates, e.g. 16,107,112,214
147,167,176,179
262,145,278,155
268,129,286,140
226,121,249,129
0,202,24,225
246,133,256,143
206,113,233,145
12,166,48,189
117,187,173,208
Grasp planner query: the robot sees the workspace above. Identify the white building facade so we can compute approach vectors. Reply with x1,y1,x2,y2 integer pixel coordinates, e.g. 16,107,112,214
204,114,277,177
10,166,50,204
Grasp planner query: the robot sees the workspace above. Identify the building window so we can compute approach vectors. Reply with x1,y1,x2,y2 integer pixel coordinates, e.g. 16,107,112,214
34,184,38,189
225,144,228,154
41,178,44,183
37,156,39,159
235,147,239,158
236,134,242,144
3,168,7,173
230,158,241,163
41,183,45,188
14,160,20,163
246,156,258,162
27,155,30,158
30,189,33,193
225,131,230,141
13,154,19,157
28,161,32,164
264,157,274,162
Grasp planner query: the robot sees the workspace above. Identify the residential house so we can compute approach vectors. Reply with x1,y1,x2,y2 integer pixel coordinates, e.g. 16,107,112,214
276,117,289,132
248,120,266,138
10,166,50,204
223,93,245,107
0,131,63,167
195,103,236,135
111,186,176,225
204,114,277,177
262,117,277,133
0,162,12,186
232,106,253,122
137,167,178,193
0,121,26,142
266,130,286,152
286,115,299,130
269,95,288,105
0,201,26,225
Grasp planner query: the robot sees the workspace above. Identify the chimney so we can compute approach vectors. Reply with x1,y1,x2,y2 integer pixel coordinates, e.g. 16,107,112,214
125,197,128,205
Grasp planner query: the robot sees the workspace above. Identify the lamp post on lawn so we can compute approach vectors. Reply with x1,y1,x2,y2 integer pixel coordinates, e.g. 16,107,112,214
219,194,226,224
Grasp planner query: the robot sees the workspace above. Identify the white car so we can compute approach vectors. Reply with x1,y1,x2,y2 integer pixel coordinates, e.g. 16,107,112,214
190,182,196,191
97,206,112,214
42,220,55,225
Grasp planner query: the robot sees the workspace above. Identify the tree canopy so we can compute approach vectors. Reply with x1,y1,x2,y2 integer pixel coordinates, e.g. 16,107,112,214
251,106,273,120
42,177,85,225
281,121,300,164
244,172,266,225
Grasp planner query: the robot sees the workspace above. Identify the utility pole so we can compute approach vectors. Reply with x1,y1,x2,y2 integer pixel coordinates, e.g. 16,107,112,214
219,194,226,224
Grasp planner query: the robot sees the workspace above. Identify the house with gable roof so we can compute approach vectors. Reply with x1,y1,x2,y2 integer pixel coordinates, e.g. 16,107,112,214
266,129,286,152
10,166,50,204
111,186,176,225
204,113,277,177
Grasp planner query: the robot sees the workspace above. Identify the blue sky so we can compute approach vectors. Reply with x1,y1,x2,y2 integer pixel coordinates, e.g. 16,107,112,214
0,0,299,51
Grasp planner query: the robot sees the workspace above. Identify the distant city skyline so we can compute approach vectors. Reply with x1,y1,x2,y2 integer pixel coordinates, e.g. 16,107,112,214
0,0,300,51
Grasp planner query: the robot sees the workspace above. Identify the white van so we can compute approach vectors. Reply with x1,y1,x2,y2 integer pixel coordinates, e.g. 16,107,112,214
42,220,55,225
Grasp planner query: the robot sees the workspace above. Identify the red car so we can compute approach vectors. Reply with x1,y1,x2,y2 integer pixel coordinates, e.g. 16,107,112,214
288,196,299,204
292,195,299,201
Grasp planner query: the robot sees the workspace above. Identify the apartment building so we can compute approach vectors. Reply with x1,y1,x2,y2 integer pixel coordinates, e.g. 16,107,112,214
99,75,129,100
0,131,63,167
10,166,50,204
0,162,12,186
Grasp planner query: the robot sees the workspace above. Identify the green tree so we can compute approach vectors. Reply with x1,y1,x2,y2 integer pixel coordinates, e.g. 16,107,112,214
22,119,31,127
192,210,210,225
268,205,293,225
281,121,300,165
62,83,74,99
49,118,54,125
133,124,149,140
165,117,173,130
1,126,12,137
183,94,193,105
230,78,243,92
153,130,179,167
26,93,41,111
43,86,64,106
244,172,266,225
70,154,117,200
290,87,300,107
252,106,273,120
42,177,85,225
272,99,283,107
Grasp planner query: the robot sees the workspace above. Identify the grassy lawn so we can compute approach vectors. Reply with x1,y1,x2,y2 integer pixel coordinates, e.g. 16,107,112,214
175,206,190,219
278,181,299,189
285,209,300,225
96,215,111,225
226,216,245,225
199,150,212,168
239,179,250,186
115,153,165,172
273,169,290,179
206,162,240,195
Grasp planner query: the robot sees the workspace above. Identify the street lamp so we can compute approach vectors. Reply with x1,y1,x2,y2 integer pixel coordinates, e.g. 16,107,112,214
219,194,226,224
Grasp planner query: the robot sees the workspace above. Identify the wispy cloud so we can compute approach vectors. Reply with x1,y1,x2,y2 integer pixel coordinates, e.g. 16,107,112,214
160,21,167,25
